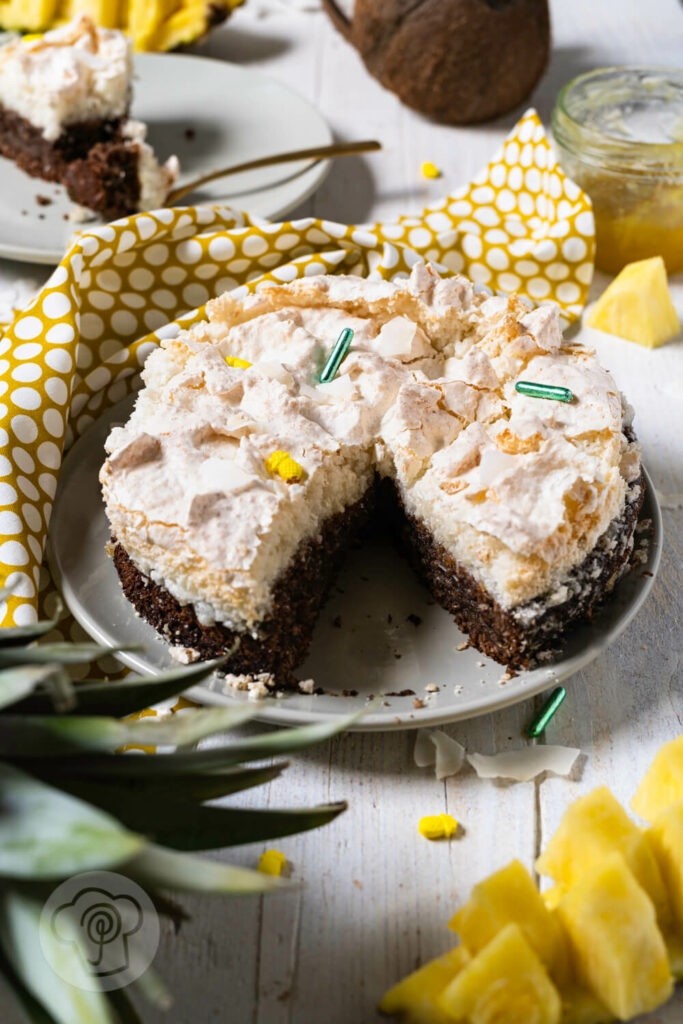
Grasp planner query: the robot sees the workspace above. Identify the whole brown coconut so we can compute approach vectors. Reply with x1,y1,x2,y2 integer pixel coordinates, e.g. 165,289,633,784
322,0,550,125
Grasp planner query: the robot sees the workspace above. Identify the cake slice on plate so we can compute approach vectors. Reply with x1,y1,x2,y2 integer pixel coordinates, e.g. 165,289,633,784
100,264,643,685
0,15,178,219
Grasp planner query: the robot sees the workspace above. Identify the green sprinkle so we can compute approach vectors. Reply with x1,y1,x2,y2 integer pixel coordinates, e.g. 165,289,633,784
319,328,354,384
528,686,567,738
515,381,574,403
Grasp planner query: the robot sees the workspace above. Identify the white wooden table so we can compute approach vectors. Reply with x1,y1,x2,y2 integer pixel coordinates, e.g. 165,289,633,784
2,1,682,1021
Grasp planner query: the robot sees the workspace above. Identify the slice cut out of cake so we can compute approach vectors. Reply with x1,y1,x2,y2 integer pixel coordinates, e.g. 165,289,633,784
0,15,178,219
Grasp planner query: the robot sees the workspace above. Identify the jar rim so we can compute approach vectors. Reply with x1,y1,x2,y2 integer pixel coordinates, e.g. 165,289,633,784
553,65,683,179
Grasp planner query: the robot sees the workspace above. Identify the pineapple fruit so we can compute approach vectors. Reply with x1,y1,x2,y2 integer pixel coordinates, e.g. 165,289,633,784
380,736,683,1023
378,946,470,1023
632,735,683,822
439,923,562,1024
647,801,683,934
535,786,670,926
0,0,241,49
449,859,570,986
586,255,680,348
557,852,673,1019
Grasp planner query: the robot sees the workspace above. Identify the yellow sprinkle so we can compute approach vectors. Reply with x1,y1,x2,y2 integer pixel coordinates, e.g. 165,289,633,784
264,450,305,484
22,33,43,41
419,814,458,840
258,849,287,876
225,355,252,369
420,161,441,180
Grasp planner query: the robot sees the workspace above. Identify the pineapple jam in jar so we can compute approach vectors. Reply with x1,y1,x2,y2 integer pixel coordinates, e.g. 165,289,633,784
552,67,683,274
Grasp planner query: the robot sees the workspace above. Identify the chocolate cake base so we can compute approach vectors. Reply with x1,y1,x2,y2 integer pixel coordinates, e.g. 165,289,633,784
0,105,123,183
112,472,645,681
112,486,378,686
392,473,645,669
64,141,140,221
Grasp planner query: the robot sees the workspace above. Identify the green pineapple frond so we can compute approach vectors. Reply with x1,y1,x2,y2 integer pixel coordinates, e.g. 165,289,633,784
0,602,350,1024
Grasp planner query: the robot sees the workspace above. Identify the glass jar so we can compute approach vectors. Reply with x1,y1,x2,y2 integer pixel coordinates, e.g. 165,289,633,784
552,66,683,274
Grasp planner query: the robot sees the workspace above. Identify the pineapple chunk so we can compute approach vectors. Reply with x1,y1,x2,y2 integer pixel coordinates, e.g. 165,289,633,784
0,0,58,30
586,255,680,348
559,986,612,1024
632,735,683,823
55,0,122,26
450,859,570,986
557,852,672,1019
646,800,683,935
439,923,561,1024
535,786,670,926
378,946,469,1022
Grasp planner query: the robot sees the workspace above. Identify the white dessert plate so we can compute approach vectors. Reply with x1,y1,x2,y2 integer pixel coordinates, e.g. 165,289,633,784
0,52,332,265
47,392,662,731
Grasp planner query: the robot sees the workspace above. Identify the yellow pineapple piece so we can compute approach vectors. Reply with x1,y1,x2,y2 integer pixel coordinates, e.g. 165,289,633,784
378,946,469,1022
587,255,680,348
55,0,121,26
128,0,180,50
559,987,613,1024
153,1,229,51
536,786,670,926
0,0,58,30
439,923,561,1024
632,735,683,823
646,800,683,935
557,852,672,1019
450,859,570,986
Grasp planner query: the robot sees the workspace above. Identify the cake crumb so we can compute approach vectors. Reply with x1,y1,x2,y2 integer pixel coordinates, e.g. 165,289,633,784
298,678,315,694
342,689,359,697
454,684,463,695
455,641,469,651
425,684,439,693
169,645,200,664
36,194,52,206
477,661,486,668
353,879,363,889
226,672,277,700
413,698,425,709
385,689,415,697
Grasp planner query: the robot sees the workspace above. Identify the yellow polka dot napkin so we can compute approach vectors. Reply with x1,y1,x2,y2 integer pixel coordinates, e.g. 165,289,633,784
0,109,595,631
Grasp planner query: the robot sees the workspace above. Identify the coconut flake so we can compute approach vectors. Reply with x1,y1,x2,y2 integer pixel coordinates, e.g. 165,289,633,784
467,745,580,782
254,361,294,387
414,728,466,779
478,448,516,487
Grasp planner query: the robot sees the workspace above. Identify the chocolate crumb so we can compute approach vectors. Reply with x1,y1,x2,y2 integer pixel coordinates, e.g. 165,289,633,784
38,213,45,220
360,575,370,582
642,570,653,577
184,128,196,140
36,195,52,206
383,701,390,706
394,653,402,659
407,613,422,627
384,689,415,697
332,615,342,628
413,698,425,709
387,613,393,624
342,688,359,697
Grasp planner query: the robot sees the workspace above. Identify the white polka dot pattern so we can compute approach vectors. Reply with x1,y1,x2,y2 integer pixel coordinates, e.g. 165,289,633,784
0,109,594,632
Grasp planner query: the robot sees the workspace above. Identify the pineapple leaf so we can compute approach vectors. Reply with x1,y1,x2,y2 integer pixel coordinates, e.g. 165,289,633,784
0,599,63,648
130,964,173,1010
105,988,145,1024
0,666,59,711
126,844,290,895
0,890,116,1024
59,763,288,804
39,712,358,776
5,660,224,717
0,705,257,756
0,948,58,1024
0,763,146,879
0,643,140,668
45,783,348,850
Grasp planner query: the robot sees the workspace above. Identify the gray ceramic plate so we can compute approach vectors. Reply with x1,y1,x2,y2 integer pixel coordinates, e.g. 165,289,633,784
48,393,662,731
0,52,332,264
